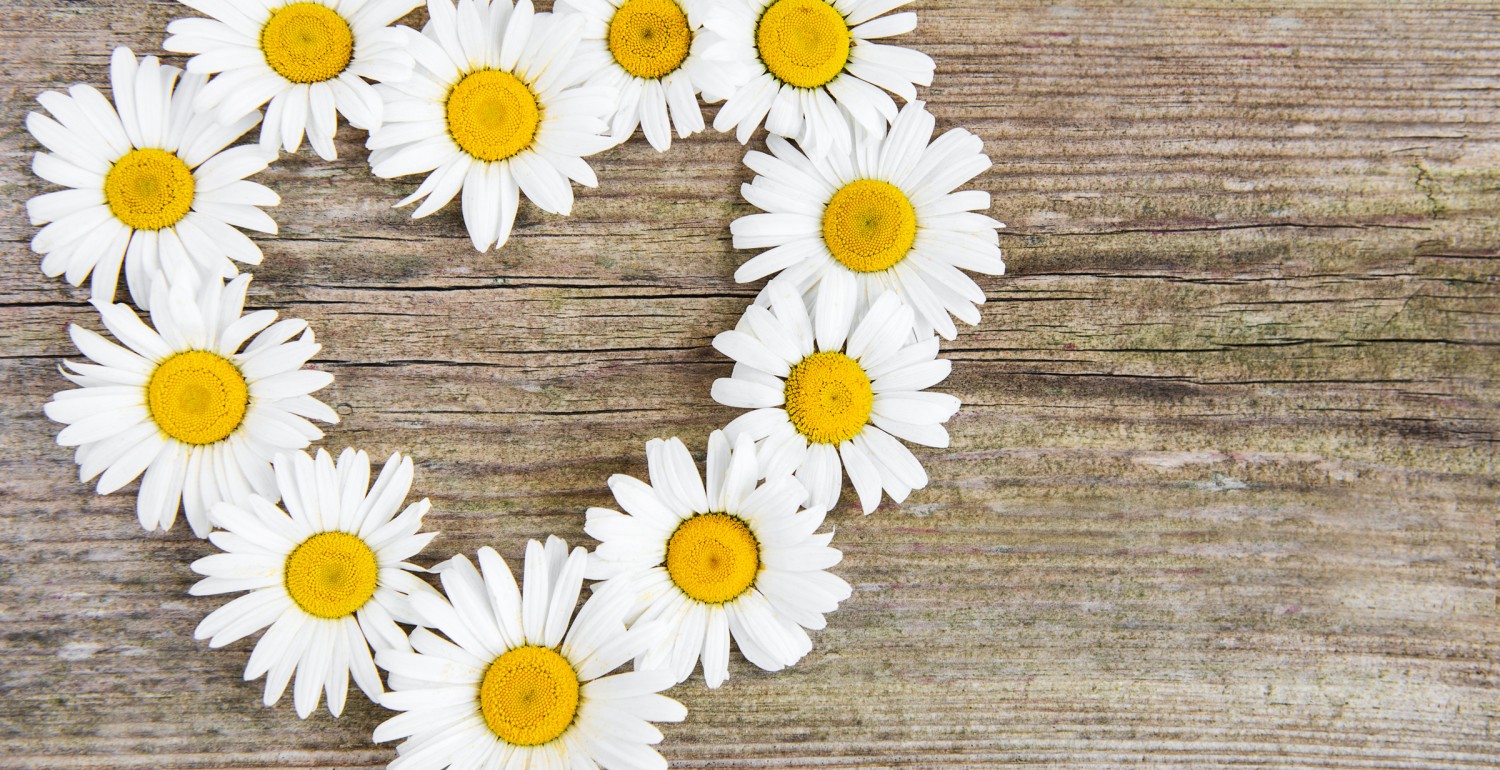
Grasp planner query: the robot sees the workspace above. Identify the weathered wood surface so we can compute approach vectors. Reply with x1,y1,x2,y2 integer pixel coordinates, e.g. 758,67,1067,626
1,0,1496,768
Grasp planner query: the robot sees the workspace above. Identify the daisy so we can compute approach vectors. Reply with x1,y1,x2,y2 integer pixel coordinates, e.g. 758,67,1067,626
43,274,338,537
375,536,685,770
711,284,957,514
704,0,934,159
192,447,441,718
165,0,421,161
25,47,278,309
367,0,616,252
555,0,747,152
586,431,852,687
731,101,1004,340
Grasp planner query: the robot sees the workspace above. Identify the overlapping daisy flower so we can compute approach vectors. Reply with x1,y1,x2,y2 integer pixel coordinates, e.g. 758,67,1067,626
704,0,934,158
711,285,957,514
25,47,278,308
192,447,440,718
376,537,684,770
165,0,421,160
587,431,851,687
367,0,616,252
556,0,746,151
44,274,338,537
732,101,1004,339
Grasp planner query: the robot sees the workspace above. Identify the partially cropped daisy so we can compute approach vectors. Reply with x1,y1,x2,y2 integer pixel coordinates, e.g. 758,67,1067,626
25,47,277,308
44,274,337,537
732,101,1003,339
376,537,685,770
704,0,934,158
711,285,957,514
586,431,851,687
556,0,745,151
166,0,420,160
367,0,615,252
192,448,440,718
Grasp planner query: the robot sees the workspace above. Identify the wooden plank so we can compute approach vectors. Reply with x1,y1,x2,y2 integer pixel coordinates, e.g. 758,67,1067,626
0,1,1495,768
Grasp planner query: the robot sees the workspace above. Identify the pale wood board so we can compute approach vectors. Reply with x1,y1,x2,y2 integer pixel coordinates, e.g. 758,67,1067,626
0,1,1496,768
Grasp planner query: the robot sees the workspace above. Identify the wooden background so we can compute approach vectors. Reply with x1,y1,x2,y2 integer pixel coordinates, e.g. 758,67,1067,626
1,1,1496,768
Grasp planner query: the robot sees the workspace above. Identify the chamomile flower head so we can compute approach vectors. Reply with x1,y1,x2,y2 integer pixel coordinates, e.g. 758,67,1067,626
165,0,421,160
43,274,338,538
375,537,685,770
586,431,852,687
366,0,616,252
24,47,278,309
192,447,441,718
555,0,747,152
732,101,1003,340
704,0,934,159
711,284,958,514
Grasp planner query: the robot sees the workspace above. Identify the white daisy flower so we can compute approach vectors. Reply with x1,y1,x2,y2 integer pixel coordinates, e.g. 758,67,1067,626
586,431,851,688
367,0,616,252
375,536,685,770
704,0,934,159
555,0,746,152
192,447,441,718
43,274,338,537
711,284,957,514
731,101,1004,340
165,0,421,161
24,47,278,309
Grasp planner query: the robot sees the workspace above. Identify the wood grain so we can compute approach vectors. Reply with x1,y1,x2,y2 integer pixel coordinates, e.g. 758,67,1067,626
1,1,1496,768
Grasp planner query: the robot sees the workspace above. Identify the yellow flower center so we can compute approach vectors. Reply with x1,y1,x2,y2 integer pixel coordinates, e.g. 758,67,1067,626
822,179,918,273
665,513,760,604
608,0,693,80
446,70,542,163
146,350,249,446
103,148,196,232
283,531,379,619
783,351,873,445
755,0,851,89
260,2,354,84
479,646,580,747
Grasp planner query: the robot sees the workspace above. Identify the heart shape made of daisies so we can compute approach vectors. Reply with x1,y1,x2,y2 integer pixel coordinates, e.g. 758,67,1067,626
25,1,1003,767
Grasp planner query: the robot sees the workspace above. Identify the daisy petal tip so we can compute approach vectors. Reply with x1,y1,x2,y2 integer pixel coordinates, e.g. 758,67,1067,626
371,648,400,671
371,717,401,742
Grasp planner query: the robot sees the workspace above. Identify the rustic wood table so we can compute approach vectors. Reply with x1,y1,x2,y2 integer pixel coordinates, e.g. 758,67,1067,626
2,1,1496,768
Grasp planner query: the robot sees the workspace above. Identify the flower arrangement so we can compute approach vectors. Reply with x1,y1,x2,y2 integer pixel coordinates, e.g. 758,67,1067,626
25,1,1004,767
